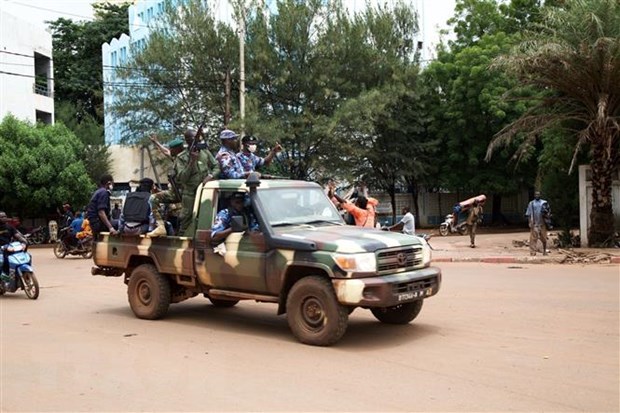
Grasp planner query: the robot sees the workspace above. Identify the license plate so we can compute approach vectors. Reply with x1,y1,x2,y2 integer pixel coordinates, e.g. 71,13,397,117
397,287,433,302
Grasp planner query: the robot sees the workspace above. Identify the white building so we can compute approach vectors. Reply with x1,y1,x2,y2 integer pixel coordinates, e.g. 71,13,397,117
0,10,54,124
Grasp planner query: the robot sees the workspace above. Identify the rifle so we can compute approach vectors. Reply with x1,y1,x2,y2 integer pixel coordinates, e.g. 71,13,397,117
167,172,182,203
188,120,207,154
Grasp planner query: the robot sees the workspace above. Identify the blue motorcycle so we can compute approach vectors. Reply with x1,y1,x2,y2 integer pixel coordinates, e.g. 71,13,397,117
0,241,39,299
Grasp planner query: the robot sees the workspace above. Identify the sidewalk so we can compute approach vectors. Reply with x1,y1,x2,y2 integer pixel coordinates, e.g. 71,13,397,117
426,229,620,264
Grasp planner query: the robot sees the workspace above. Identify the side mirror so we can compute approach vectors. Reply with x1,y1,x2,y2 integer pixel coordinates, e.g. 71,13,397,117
231,215,247,233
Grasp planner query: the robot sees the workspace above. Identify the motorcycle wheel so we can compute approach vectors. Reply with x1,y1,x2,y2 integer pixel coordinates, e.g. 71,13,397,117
53,241,67,259
82,247,93,259
458,225,468,235
439,224,449,237
21,271,39,300
32,232,44,244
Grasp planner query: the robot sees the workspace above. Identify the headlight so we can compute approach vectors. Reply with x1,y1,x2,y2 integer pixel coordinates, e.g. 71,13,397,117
332,252,376,273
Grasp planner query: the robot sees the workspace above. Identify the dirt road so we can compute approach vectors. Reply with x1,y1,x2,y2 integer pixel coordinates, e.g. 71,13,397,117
1,250,618,411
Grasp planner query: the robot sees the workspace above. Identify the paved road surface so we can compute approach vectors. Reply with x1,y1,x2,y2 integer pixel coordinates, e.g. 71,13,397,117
1,250,618,412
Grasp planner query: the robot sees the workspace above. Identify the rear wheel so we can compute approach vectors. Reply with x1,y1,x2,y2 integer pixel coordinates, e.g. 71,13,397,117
81,240,93,259
439,224,449,236
53,241,66,259
371,300,423,324
286,276,348,346
21,271,39,300
127,264,171,319
458,225,468,235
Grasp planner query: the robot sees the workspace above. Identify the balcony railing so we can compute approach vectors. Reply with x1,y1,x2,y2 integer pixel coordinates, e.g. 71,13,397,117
33,83,53,98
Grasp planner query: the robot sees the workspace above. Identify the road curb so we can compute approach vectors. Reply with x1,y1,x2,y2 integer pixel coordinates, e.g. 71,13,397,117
434,256,574,264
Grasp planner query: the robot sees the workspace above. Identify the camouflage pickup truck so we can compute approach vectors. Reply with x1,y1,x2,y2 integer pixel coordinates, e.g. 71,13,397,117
92,175,442,346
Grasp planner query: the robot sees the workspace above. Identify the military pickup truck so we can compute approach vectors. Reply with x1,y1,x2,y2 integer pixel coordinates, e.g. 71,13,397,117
92,175,442,346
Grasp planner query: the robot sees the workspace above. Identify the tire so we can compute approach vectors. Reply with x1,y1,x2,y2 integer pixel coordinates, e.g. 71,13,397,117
127,264,171,320
20,271,39,300
286,275,348,346
371,300,423,324
81,241,94,259
458,225,468,235
53,241,67,259
439,224,449,236
208,297,239,308
32,233,44,245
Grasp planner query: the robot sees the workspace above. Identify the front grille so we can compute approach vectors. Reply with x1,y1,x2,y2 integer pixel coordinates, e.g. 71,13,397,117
392,277,436,294
377,246,422,272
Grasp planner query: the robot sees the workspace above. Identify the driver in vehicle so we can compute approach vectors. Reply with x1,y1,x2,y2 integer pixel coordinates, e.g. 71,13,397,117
211,192,260,254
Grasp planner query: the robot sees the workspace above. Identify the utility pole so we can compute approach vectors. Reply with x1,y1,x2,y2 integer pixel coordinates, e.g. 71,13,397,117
239,3,246,135
224,69,231,127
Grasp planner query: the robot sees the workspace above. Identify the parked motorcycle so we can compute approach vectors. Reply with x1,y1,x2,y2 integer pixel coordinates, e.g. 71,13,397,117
24,225,47,245
53,227,93,259
439,213,468,236
0,241,39,299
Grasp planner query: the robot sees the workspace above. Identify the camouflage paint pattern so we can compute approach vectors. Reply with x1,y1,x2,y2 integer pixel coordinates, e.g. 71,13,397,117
93,179,441,307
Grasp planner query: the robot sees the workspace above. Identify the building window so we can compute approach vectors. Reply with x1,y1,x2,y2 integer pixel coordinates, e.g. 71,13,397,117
120,47,127,64
34,52,52,97
36,110,53,125
111,51,118,67
147,7,153,21
157,2,164,14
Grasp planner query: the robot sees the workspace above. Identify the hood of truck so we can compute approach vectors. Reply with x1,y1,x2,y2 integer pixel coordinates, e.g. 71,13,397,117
272,224,422,253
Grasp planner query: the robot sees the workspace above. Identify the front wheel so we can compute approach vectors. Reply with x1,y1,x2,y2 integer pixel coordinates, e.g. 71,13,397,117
127,264,171,320
53,241,67,259
439,224,449,236
20,271,39,300
286,276,348,346
371,300,423,324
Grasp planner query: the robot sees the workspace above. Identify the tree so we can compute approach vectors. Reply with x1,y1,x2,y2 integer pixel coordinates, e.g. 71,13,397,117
422,0,545,222
0,116,93,218
487,0,620,246
110,0,238,147
244,0,421,180
50,2,130,123
55,101,112,184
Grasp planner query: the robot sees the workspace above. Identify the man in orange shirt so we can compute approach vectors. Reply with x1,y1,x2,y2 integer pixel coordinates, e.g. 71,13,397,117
329,191,378,228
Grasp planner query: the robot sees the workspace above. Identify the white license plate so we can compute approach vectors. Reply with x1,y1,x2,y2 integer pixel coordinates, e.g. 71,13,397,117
397,287,433,302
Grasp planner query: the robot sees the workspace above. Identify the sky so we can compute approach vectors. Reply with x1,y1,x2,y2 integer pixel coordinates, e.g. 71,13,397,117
1,0,456,35
0,0,96,27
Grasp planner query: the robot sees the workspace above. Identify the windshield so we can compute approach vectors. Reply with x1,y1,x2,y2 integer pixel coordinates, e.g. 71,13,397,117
257,187,343,227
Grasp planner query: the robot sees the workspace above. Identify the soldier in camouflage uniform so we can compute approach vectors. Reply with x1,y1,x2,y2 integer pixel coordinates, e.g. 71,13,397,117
149,129,220,237
147,137,185,238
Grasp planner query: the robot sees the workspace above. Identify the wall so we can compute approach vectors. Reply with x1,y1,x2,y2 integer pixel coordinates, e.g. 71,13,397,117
579,165,620,246
0,10,54,124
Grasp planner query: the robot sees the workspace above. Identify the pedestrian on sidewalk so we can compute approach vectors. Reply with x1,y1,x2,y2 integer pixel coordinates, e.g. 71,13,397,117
466,200,483,248
525,191,551,256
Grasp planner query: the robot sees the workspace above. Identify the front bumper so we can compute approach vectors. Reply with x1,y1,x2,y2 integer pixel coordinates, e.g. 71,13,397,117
332,266,442,307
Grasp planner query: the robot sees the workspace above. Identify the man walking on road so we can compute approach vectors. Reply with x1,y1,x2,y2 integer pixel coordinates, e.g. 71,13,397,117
525,191,551,256
466,200,483,248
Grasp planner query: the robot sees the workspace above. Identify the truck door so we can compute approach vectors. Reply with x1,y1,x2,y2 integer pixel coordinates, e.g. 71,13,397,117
195,189,269,292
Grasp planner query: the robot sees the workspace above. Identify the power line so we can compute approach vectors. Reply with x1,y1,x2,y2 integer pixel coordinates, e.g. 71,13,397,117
2,0,95,21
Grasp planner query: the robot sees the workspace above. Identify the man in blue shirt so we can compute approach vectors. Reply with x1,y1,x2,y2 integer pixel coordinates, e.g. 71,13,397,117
525,191,551,256
211,192,260,247
86,174,119,239
237,135,282,173
215,129,250,179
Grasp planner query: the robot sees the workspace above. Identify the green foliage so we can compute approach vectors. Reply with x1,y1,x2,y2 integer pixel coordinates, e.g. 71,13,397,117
55,101,111,184
49,2,130,122
111,0,238,146
489,0,620,245
0,116,94,218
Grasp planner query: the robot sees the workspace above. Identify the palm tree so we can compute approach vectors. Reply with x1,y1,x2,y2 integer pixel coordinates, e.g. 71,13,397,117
486,0,619,246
